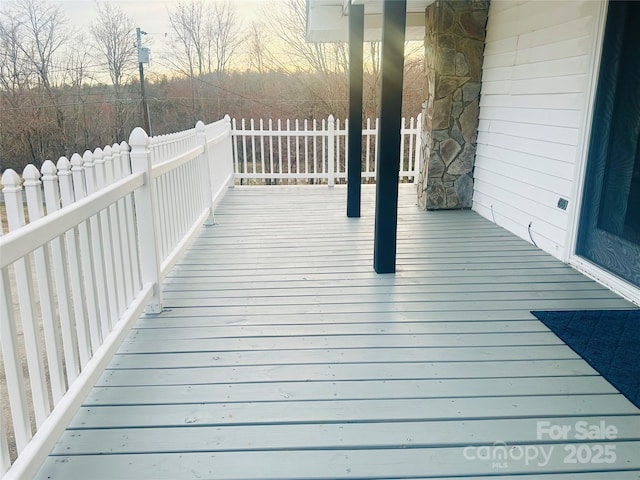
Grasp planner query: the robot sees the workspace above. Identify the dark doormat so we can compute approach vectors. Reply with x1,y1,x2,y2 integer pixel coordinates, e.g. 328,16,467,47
531,310,640,409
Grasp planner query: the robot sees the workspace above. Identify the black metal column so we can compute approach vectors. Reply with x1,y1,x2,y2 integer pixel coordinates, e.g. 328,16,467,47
347,4,364,218
373,0,406,274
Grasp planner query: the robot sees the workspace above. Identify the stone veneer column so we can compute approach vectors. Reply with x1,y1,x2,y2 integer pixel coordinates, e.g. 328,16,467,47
417,0,489,210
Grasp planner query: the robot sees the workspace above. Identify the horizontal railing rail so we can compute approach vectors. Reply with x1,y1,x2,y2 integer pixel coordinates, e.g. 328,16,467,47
231,114,422,185
0,116,234,478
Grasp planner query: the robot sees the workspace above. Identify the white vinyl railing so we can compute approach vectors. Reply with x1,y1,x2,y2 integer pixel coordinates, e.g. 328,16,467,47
0,116,234,479
231,114,423,185
0,113,415,478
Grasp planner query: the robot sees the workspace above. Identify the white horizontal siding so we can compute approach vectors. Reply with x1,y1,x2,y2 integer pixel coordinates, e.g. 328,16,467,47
473,0,601,260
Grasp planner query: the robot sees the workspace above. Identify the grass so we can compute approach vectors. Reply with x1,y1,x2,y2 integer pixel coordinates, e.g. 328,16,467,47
1,203,8,232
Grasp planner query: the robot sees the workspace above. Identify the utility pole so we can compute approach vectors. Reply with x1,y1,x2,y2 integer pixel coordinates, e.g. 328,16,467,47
136,27,151,135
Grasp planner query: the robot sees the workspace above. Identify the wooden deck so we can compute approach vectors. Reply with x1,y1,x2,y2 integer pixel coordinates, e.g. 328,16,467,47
37,185,640,479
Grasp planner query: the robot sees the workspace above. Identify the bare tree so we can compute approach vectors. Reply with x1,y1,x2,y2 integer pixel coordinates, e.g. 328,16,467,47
166,0,242,121
208,1,242,78
62,35,96,150
0,12,31,169
92,2,137,140
266,0,347,75
167,0,242,78
168,0,206,76
363,41,381,119
0,13,32,95
166,0,209,121
0,0,69,161
8,0,68,90
260,0,349,117
247,20,274,83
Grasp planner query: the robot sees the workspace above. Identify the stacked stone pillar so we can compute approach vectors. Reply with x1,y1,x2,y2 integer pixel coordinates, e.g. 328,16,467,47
417,0,489,210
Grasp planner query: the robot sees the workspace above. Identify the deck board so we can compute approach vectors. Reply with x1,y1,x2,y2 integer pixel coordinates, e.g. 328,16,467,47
37,185,640,479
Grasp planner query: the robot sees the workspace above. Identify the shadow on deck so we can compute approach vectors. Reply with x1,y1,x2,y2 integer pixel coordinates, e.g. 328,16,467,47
37,185,640,479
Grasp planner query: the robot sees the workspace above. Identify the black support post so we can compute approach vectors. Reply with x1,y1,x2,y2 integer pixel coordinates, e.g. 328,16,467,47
347,4,364,218
373,0,406,274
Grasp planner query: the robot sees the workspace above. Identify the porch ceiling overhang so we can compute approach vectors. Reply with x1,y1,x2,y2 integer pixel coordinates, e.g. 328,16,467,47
306,0,434,42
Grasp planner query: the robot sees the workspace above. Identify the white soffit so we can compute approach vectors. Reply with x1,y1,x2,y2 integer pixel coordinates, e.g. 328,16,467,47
306,0,434,42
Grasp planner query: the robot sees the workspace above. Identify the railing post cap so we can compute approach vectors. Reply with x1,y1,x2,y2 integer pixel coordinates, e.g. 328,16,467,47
224,114,231,122
70,153,83,168
120,140,129,151
1,168,21,190
82,150,94,165
22,163,41,184
57,156,71,173
41,160,58,178
103,145,112,156
328,114,335,122
196,120,206,131
93,147,104,159
112,143,120,154
129,127,149,148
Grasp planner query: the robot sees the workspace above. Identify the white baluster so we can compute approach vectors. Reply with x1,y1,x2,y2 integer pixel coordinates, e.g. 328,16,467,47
328,115,335,187
103,146,126,315
1,169,51,427
0,179,32,453
111,144,135,303
120,142,142,293
23,164,66,404
56,157,91,367
71,151,103,353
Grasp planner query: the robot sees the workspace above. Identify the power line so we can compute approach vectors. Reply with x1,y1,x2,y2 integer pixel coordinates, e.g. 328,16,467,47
150,58,279,110
0,97,140,112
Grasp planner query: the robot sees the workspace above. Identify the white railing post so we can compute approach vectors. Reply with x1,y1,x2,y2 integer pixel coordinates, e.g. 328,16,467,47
196,120,215,226
224,114,235,187
129,127,163,314
415,112,423,182
327,114,335,187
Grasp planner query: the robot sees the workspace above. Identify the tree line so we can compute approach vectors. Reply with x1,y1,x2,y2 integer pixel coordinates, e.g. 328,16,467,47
0,0,425,172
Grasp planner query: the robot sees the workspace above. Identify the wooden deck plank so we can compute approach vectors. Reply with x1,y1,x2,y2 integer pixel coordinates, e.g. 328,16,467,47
164,267,594,280
150,298,633,315
162,291,622,309
162,276,596,293
162,281,600,296
96,361,600,388
162,285,614,303
119,333,569,354
37,442,640,479
36,184,640,479
87,377,616,404
126,321,551,339
109,345,582,369
67,395,638,429
133,310,541,325
52,415,640,455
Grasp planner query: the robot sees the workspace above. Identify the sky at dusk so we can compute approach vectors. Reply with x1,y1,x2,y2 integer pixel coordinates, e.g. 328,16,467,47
50,0,270,36
43,0,281,73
